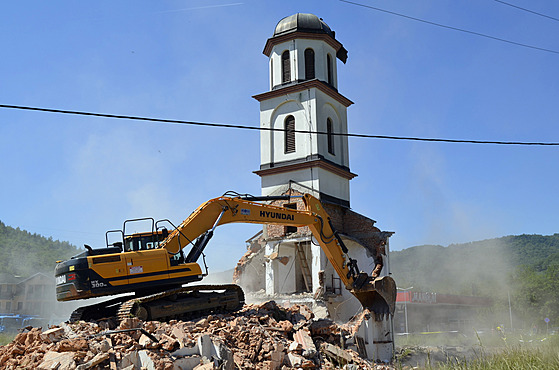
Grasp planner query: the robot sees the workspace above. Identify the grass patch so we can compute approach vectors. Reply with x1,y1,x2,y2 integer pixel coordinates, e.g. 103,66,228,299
0,332,16,346
396,333,559,369
437,340,559,369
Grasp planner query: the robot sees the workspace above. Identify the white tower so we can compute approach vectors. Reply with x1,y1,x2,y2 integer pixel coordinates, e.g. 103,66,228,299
253,13,356,207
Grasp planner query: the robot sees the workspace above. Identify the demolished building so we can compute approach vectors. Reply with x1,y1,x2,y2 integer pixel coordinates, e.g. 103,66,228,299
234,186,394,324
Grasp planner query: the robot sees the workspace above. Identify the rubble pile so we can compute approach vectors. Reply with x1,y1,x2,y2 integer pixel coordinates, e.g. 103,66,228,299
0,301,394,369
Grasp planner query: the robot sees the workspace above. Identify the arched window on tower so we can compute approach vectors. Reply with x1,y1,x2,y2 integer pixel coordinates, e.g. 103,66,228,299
304,48,315,80
285,115,295,153
327,54,333,85
327,118,335,155
282,51,291,84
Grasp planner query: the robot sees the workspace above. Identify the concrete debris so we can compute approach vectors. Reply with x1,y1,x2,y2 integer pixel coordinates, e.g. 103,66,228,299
37,351,76,370
293,328,316,358
0,301,394,369
40,326,65,343
320,342,353,364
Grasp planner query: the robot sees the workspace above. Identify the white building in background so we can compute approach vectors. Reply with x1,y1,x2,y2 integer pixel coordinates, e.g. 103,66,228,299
0,272,78,330
234,13,396,362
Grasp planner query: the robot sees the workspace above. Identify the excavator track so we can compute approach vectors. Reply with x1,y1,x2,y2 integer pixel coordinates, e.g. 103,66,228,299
69,295,134,323
68,284,244,325
117,284,245,322
117,287,185,322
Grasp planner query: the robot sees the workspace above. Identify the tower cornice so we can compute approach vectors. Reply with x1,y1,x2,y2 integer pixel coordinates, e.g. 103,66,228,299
263,31,348,63
254,158,357,180
252,79,353,107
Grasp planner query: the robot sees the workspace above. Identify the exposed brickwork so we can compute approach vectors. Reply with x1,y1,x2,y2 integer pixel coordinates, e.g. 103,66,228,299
262,190,391,277
265,191,388,249
265,189,310,239
323,203,391,276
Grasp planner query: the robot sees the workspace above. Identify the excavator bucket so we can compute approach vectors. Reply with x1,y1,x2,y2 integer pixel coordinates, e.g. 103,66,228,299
351,275,397,320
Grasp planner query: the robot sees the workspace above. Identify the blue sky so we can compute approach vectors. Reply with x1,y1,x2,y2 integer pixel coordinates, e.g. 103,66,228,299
1,0,558,272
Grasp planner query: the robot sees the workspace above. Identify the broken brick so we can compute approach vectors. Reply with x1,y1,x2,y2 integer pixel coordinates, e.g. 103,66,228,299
0,300,389,369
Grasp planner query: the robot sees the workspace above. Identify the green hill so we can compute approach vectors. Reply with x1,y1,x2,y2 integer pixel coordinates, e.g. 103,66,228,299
0,221,80,277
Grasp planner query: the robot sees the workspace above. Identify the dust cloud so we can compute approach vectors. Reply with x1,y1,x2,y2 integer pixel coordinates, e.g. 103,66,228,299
391,237,552,367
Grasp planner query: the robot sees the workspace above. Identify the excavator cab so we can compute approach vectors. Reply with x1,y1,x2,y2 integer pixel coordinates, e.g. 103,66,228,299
122,230,167,252
105,218,170,252
104,218,187,265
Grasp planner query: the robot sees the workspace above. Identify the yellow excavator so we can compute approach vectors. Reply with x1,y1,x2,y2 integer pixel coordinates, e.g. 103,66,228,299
55,193,396,323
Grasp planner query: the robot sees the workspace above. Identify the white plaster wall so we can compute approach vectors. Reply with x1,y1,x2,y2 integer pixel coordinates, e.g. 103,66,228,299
260,167,349,203
260,168,317,197
269,40,297,88
258,91,350,203
276,244,297,294
315,89,350,168
265,242,277,294
322,236,395,363
311,242,324,294
258,92,318,167
315,167,350,203
264,241,298,294
258,84,351,176
356,316,394,363
323,238,377,322
269,39,338,88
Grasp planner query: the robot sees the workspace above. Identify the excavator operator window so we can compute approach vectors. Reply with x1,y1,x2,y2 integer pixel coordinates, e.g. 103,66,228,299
124,233,163,252
146,241,161,249
124,238,143,252
143,237,157,250
125,240,135,252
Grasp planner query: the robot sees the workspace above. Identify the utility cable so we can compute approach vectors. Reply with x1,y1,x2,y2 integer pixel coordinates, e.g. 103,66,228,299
339,0,559,55
493,0,559,23
1,103,558,146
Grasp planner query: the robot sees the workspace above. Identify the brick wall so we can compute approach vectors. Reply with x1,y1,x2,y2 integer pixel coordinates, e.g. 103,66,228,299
265,189,311,239
264,190,388,256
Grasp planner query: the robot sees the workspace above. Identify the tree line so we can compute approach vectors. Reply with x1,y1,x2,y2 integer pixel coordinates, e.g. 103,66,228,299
0,221,80,278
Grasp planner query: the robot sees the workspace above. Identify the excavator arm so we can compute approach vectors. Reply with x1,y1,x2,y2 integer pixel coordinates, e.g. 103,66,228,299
160,193,396,317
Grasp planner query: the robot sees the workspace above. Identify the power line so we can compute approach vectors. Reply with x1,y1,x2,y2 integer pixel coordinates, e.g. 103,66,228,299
1,103,558,146
339,0,559,55
493,0,559,23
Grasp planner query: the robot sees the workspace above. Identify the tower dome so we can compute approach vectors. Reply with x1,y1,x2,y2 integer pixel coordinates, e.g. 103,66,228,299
264,13,348,64
273,13,334,38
